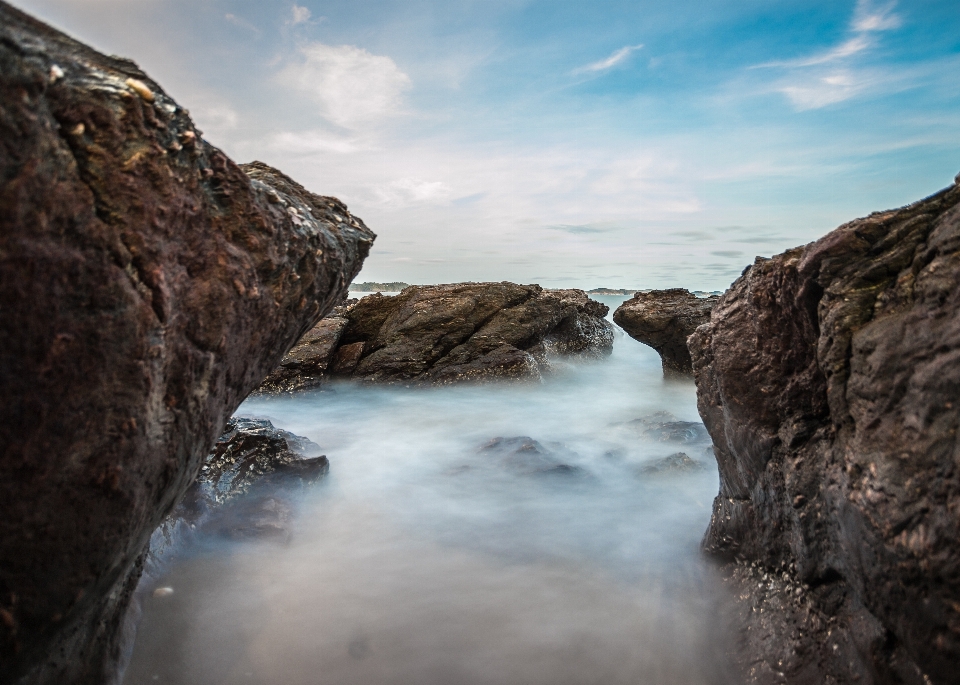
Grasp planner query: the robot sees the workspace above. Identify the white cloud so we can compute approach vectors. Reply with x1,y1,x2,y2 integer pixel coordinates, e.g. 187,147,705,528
755,35,872,69
290,5,311,25
572,44,643,75
777,71,867,110
278,42,411,128
752,1,903,109
225,13,261,37
852,0,902,32
268,129,367,155
375,178,454,206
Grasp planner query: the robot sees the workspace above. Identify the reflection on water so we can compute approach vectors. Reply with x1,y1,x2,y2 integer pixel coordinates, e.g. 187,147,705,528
124,298,736,685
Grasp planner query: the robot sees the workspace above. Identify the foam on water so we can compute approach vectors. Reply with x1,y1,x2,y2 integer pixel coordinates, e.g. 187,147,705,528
123,297,737,685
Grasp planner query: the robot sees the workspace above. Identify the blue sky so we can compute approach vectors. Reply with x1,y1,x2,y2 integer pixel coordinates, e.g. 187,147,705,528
14,0,960,289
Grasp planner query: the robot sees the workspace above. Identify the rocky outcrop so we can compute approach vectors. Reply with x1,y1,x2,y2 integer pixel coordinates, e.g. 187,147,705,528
613,288,717,376
148,418,327,562
0,5,373,684
689,177,960,683
253,301,355,394
256,282,614,390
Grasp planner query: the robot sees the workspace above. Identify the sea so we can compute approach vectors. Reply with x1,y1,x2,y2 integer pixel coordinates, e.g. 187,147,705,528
122,294,737,685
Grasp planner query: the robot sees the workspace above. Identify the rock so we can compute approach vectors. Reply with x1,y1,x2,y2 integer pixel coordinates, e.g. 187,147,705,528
638,452,706,475
627,411,711,444
149,418,327,556
0,5,373,684
689,177,960,683
255,282,614,390
613,288,718,376
477,436,584,477
254,305,352,394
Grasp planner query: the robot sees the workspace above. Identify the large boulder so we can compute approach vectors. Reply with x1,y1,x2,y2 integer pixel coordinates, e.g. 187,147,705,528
613,288,717,376
0,4,373,684
689,176,960,683
256,282,614,389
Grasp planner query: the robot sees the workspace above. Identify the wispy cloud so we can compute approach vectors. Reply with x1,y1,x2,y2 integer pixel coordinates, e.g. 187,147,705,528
278,43,411,128
572,44,643,75
544,223,623,235
289,5,311,26
753,0,903,109
754,35,872,69
225,13,261,38
852,0,902,32
374,178,453,206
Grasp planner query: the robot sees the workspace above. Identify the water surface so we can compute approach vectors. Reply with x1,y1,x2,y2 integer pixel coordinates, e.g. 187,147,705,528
124,299,734,685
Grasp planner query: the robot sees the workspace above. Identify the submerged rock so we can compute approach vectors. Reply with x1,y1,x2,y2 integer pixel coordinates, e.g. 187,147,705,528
690,175,960,683
477,436,585,477
149,418,327,555
627,412,710,444
613,288,717,376
0,5,373,684
638,452,706,475
256,282,614,390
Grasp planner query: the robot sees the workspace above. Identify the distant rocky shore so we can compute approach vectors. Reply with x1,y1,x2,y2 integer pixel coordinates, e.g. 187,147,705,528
349,281,410,292
255,282,614,391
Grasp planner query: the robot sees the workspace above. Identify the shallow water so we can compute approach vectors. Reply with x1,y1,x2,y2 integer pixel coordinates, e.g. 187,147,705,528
124,298,735,685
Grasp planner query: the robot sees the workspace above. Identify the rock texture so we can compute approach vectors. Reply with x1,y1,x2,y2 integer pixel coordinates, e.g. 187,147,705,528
0,5,373,684
148,418,327,561
689,177,960,684
613,288,718,376
256,282,614,389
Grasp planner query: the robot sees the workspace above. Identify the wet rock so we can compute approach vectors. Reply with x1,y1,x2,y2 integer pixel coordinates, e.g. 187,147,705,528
628,412,710,444
638,452,706,475
689,176,960,683
255,282,614,390
254,304,353,395
149,418,327,554
0,6,373,684
613,288,717,376
478,437,584,477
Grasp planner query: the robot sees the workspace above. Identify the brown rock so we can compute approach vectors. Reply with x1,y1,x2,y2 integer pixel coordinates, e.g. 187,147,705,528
689,176,960,683
0,4,373,684
613,288,717,376
255,282,614,389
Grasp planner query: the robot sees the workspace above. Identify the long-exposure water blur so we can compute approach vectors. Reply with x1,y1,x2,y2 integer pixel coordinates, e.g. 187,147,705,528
124,296,737,685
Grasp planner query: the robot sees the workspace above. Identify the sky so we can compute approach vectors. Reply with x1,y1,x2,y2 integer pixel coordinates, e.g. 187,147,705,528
12,0,960,289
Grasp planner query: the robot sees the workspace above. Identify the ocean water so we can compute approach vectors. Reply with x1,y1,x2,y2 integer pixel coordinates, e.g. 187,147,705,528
123,296,735,685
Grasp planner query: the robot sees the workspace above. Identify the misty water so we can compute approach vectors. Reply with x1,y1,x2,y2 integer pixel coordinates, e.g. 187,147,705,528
124,295,735,685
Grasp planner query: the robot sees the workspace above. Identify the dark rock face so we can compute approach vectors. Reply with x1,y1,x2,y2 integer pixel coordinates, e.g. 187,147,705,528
0,5,373,684
689,178,960,683
613,288,718,376
256,282,614,389
149,418,327,559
